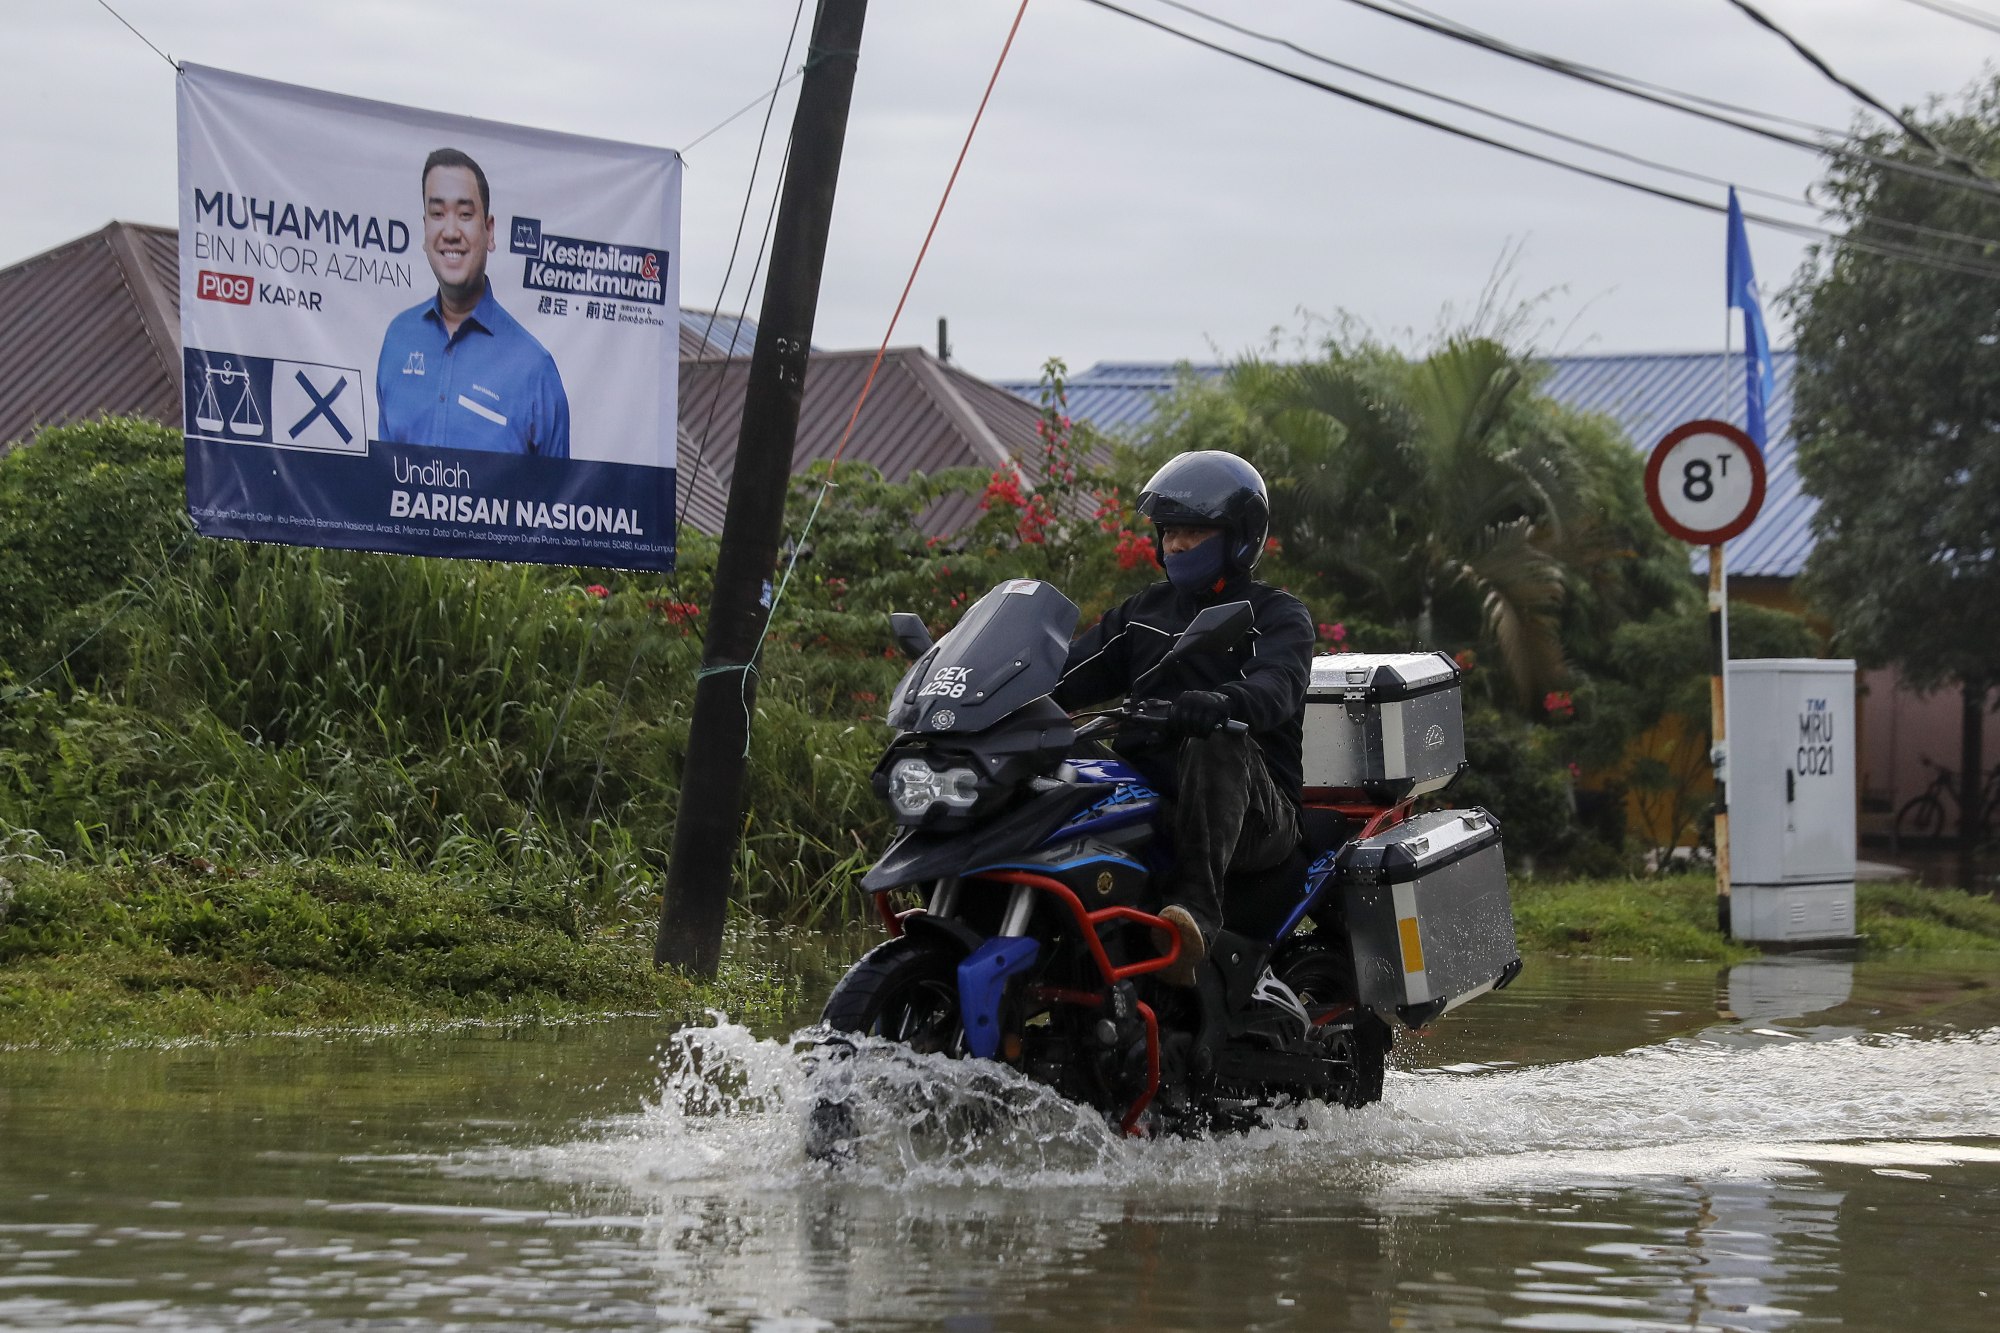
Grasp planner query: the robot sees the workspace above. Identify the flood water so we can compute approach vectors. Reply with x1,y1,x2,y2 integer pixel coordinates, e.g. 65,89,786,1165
2,953,1997,1331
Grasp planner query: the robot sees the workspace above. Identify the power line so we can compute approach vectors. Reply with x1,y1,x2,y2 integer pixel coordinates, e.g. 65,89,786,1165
1078,0,2000,285
1150,0,2000,258
1332,0,2000,204
1901,0,2000,37
676,0,812,540
1380,0,1842,136
750,0,1037,680
1155,0,1812,212
1724,0,1991,181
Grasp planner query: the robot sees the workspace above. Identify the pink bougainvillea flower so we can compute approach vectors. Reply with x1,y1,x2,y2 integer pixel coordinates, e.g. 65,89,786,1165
584,584,610,599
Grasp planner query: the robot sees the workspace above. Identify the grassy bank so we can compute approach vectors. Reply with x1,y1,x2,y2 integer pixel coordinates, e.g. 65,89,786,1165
1512,872,2000,961
7,862,1998,1049
0,858,799,1050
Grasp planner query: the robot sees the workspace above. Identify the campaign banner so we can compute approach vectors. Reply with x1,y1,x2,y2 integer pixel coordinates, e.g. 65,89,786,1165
176,64,681,570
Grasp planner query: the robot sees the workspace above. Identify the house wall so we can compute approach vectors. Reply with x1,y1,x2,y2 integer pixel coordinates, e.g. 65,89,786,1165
1859,669,2000,844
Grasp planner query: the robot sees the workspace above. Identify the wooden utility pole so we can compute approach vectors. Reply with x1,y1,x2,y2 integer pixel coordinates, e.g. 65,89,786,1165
657,0,870,976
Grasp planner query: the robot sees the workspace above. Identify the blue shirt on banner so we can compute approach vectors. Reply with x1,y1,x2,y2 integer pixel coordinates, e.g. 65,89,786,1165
375,279,570,457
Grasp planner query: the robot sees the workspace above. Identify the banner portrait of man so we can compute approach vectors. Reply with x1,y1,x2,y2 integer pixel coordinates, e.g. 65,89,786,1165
376,148,571,458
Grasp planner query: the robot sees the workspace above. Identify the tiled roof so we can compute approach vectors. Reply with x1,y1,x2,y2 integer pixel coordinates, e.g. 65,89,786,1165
1006,351,1811,578
0,222,181,452
678,346,1041,536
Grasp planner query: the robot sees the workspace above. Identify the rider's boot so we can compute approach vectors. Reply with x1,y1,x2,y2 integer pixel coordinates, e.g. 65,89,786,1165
1155,904,1208,987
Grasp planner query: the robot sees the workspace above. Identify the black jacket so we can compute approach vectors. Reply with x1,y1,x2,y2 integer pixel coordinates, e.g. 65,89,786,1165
1052,576,1315,801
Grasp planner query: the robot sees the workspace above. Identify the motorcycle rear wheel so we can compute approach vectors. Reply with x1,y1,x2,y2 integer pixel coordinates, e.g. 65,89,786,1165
821,935,970,1056
1274,938,1392,1108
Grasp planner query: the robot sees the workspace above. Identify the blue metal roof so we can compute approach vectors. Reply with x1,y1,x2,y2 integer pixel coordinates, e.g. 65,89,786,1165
679,308,763,359
1004,351,1810,578
997,362,1226,432
1542,350,1804,578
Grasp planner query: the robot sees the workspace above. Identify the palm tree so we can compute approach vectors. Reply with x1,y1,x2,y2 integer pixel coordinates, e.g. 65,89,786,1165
1221,338,1615,708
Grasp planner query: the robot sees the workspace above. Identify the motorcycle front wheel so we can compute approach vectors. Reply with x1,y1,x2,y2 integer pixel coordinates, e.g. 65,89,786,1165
821,935,970,1056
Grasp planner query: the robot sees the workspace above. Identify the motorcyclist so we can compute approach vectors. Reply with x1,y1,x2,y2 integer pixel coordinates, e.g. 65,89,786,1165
1052,451,1314,985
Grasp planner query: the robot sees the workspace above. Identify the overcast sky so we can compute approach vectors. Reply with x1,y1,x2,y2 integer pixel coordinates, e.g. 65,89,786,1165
5,0,1996,379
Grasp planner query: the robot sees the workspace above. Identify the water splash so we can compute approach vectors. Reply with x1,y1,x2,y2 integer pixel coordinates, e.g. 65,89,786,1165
513,1020,2000,1201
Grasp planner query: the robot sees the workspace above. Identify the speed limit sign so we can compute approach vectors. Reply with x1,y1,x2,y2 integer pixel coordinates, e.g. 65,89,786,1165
1645,419,1766,545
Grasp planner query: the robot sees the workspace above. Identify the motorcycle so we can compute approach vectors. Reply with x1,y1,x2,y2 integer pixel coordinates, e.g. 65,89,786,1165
811,578,1519,1149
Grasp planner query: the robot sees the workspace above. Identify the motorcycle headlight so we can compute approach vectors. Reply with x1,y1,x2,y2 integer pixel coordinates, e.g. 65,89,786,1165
886,756,982,821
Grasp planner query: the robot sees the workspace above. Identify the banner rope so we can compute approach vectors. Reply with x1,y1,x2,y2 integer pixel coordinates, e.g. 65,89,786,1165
93,0,177,70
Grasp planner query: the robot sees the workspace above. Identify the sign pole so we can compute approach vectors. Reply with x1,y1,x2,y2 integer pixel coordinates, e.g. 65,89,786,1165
1709,542,1732,936
1643,418,1763,939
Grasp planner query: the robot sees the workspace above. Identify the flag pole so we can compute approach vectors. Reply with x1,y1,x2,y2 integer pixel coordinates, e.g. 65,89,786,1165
1713,193,1736,938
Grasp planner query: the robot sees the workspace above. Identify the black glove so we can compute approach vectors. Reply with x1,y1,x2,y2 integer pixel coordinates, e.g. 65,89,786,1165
1169,689,1233,737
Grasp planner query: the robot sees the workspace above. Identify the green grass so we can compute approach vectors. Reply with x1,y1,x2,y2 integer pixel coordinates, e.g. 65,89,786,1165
1855,879,2000,952
0,858,799,1049
1513,874,1759,961
1513,872,2000,961
7,857,1997,1049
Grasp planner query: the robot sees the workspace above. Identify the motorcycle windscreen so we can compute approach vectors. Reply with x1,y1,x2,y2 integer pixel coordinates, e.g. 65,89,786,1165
887,579,1079,736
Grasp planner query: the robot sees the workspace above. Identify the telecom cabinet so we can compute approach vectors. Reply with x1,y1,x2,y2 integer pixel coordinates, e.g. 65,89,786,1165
1727,659,1858,943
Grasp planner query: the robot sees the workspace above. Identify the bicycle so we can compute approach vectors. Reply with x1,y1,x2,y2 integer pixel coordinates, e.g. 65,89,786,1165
1893,756,2000,848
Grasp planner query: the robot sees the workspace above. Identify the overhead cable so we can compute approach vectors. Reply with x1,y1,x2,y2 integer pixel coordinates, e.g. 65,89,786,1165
1900,0,2000,37
1381,0,1841,136
747,0,1037,719
1333,0,2000,204
1725,0,1992,181
677,0,812,539
1079,0,2000,284
1151,0,2000,257
1154,0,1816,217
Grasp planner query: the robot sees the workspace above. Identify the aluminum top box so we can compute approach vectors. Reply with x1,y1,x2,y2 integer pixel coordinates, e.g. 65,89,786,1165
1303,651,1465,800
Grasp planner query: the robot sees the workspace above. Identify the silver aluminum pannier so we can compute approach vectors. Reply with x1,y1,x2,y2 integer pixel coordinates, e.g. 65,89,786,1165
1335,808,1519,1025
1302,651,1465,800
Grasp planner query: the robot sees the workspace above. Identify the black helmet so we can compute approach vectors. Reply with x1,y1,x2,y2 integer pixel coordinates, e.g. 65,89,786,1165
1137,450,1271,574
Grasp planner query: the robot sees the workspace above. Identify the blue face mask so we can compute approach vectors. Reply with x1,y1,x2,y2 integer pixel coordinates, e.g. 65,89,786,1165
1163,533,1227,595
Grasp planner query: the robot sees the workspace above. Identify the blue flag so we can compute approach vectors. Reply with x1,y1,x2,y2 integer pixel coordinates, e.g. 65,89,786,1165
1726,187,1774,448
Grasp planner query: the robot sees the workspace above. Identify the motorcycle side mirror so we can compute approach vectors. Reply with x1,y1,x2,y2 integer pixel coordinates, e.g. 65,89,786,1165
1133,599,1254,694
888,612,935,661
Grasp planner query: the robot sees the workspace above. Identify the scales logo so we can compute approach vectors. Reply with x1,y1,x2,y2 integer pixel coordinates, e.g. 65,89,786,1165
184,348,366,456
1424,724,1447,748
196,269,253,305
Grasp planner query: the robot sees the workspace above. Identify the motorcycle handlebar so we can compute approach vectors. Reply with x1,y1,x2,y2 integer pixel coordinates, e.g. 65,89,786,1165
1072,699,1248,738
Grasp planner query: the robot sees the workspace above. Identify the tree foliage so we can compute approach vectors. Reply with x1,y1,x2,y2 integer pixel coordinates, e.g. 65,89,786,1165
0,416,188,673
1134,336,1691,708
1786,78,2000,693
